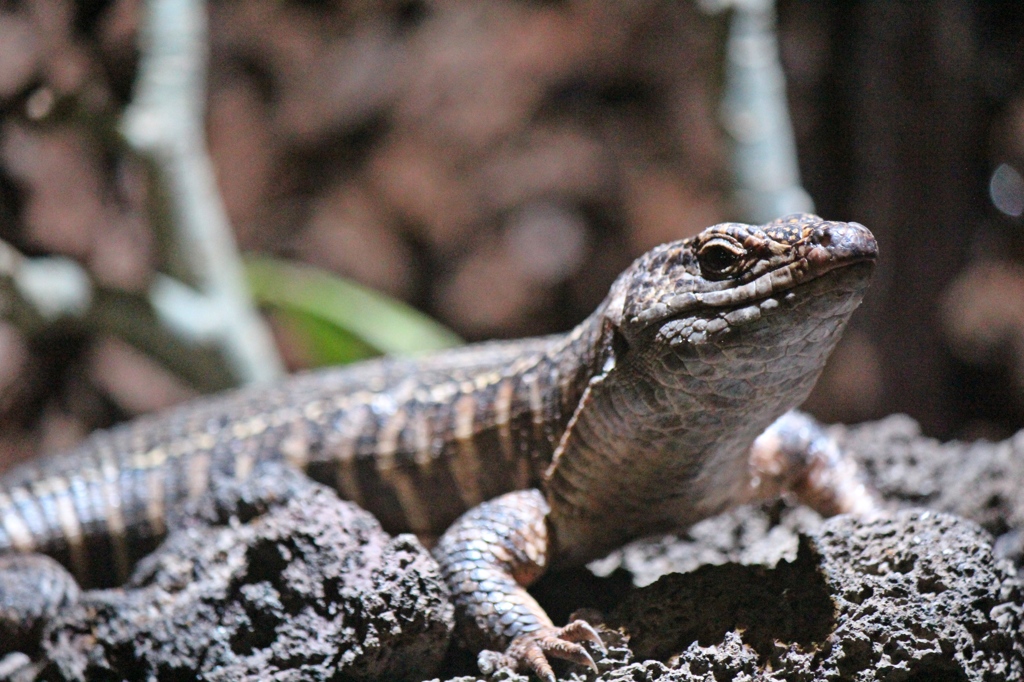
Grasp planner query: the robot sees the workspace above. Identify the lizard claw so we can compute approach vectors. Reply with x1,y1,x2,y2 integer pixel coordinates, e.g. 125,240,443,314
558,619,607,654
479,619,605,681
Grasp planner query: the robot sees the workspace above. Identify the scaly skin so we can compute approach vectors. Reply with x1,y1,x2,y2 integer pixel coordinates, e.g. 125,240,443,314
0,214,877,679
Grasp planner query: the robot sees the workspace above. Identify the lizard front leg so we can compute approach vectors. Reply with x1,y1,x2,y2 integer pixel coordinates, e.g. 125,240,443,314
433,489,605,682
746,410,878,516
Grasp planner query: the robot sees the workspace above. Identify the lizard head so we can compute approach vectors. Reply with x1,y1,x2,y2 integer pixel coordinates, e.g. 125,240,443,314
603,213,877,361
547,215,876,559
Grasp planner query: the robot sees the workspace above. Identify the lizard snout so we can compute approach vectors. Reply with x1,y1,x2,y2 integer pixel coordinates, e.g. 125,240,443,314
807,221,878,268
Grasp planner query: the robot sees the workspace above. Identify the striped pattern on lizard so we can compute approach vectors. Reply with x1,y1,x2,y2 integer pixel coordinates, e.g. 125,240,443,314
0,214,878,681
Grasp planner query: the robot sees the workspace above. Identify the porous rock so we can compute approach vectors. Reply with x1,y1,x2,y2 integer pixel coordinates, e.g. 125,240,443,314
39,466,454,682
838,414,1024,545
601,510,1024,681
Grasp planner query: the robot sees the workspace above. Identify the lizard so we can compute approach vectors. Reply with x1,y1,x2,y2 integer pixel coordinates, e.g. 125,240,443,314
0,213,877,680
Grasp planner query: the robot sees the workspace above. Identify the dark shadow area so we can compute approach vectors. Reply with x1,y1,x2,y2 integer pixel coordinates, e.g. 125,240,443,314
609,537,833,663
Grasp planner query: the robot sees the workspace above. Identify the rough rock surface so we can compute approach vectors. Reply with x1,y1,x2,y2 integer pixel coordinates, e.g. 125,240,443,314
8,417,1024,681
430,510,1023,682
842,414,1024,562
608,511,1024,681
37,465,454,682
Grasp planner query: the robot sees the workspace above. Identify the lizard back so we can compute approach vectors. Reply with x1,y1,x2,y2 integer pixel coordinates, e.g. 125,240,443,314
0,332,602,586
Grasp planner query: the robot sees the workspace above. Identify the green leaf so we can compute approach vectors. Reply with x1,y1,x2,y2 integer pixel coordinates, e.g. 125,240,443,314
245,256,462,365
270,307,380,366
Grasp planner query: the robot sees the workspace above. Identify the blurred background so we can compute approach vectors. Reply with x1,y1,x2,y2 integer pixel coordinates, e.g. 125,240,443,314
0,0,1023,472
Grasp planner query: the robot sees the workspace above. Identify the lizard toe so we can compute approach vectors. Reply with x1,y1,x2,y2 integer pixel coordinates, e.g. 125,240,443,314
557,618,607,654
478,642,557,682
537,636,597,672
491,621,604,680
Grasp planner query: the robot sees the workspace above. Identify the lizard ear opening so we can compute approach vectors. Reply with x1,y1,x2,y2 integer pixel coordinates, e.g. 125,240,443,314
611,326,630,363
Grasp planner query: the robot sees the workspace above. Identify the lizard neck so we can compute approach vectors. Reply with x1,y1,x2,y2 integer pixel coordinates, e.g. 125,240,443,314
495,301,617,486
543,302,617,413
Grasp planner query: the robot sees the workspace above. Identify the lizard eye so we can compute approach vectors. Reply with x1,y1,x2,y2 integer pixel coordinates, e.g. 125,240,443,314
697,238,745,278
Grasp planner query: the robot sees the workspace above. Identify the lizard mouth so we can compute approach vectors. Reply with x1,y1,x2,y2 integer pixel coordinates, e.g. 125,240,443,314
655,260,875,346
688,250,876,312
